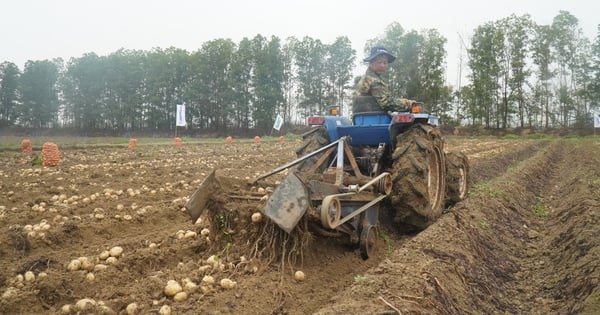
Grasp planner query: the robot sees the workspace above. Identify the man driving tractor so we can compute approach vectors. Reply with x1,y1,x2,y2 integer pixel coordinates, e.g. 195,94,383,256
354,46,416,113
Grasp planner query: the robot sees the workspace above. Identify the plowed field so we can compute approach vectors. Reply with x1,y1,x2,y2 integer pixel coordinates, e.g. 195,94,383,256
1,136,600,314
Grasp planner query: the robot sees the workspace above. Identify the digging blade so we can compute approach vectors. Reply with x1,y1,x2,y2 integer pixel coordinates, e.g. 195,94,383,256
263,172,310,233
185,169,219,223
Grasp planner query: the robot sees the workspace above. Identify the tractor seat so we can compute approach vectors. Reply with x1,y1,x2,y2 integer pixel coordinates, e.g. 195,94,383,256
352,96,383,114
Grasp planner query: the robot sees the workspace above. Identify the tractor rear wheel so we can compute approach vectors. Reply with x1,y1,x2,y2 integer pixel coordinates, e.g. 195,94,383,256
390,124,446,230
445,151,469,206
295,127,330,172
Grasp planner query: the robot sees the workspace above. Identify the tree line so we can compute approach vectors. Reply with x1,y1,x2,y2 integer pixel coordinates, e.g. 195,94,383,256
1,11,599,135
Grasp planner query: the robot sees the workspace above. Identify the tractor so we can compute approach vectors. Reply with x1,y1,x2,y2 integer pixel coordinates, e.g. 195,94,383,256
185,96,469,259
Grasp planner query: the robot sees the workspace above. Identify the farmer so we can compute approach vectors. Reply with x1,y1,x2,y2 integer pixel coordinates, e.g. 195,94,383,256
354,46,415,113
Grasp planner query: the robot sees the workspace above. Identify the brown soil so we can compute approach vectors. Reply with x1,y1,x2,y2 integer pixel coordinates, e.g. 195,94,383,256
1,137,600,314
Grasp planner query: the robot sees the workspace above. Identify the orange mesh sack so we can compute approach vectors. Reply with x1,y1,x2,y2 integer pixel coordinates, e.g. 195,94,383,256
174,137,182,147
128,138,137,150
42,142,60,167
21,139,33,153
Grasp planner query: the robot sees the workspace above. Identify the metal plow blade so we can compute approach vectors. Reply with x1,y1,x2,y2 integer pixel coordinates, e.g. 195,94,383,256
263,172,310,233
185,169,220,223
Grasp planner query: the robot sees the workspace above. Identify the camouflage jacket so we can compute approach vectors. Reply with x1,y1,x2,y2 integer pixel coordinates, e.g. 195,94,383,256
356,69,411,112
356,68,396,111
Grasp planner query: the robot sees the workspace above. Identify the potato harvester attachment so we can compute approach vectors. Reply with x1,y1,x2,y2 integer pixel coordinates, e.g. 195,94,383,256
185,136,390,259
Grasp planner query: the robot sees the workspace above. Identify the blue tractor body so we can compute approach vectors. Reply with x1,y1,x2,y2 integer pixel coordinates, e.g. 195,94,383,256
316,111,439,148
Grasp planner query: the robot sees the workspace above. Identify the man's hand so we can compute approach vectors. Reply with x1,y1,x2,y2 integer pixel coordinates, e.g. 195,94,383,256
399,99,416,107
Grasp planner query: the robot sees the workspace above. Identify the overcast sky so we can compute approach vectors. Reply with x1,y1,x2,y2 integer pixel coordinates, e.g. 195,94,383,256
2,0,598,87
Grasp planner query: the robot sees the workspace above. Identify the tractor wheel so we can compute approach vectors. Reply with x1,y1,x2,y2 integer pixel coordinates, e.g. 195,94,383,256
445,151,469,206
390,124,446,230
295,127,330,172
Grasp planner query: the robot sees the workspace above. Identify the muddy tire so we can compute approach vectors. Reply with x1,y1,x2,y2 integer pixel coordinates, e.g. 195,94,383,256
295,127,330,172
390,124,446,230
445,151,469,206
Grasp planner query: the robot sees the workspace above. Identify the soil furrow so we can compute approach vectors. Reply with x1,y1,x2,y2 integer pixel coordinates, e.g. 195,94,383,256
314,139,600,314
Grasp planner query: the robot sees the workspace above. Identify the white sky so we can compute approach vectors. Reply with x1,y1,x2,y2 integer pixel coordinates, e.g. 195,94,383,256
2,0,599,88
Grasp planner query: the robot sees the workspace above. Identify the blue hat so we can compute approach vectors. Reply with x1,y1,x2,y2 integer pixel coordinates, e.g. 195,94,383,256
363,46,396,63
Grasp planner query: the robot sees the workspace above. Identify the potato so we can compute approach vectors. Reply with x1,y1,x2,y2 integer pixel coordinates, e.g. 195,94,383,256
202,275,215,285
109,246,123,257
164,280,182,297
251,212,262,223
125,303,138,315
173,291,188,302
220,278,237,289
294,270,305,281
67,259,81,271
158,305,171,315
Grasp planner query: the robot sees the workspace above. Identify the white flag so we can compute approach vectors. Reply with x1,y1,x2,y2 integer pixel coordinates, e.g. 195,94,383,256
176,104,186,126
595,113,600,128
273,114,284,131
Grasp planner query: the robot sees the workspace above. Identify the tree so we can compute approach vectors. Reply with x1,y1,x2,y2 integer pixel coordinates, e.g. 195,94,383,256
325,36,356,114
143,47,191,131
251,35,285,133
20,60,59,128
468,22,503,127
590,25,600,111
281,37,298,124
189,40,235,130
61,53,107,130
417,29,449,115
531,24,555,127
294,37,327,117
0,62,21,127
504,15,533,127
552,10,583,126
103,49,145,132
228,37,254,130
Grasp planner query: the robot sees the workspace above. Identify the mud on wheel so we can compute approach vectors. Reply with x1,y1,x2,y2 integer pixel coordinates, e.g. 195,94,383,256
295,127,330,172
445,151,470,207
390,124,446,230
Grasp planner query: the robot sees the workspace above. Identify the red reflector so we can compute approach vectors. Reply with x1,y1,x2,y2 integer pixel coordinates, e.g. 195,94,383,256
307,116,325,125
393,114,414,123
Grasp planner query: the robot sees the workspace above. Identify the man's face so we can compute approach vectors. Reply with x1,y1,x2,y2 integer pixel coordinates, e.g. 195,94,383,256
370,55,389,75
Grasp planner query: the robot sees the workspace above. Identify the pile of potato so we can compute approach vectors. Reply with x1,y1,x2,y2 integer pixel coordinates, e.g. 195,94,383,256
21,139,33,153
128,138,137,150
42,142,60,166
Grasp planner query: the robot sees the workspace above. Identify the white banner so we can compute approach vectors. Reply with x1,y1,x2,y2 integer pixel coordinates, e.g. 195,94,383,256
273,114,284,131
176,104,186,126
595,113,600,128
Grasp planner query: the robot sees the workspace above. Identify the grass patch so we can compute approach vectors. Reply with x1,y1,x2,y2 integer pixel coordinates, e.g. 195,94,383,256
532,197,549,218
473,182,501,198
378,229,394,256
501,134,520,140
526,133,550,140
